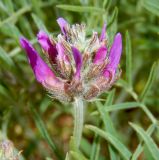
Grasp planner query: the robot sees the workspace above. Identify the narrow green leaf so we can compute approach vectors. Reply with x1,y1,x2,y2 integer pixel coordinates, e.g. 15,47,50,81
0,85,17,105
104,102,142,112
0,47,14,70
0,24,21,42
107,7,118,44
4,0,14,13
30,108,63,160
32,13,49,34
18,0,28,6
30,0,44,19
97,90,118,160
116,79,129,88
118,17,145,30
70,151,88,160
131,124,156,160
146,25,159,34
0,6,31,27
86,125,132,160
107,7,118,28
0,1,9,15
90,134,100,160
46,158,53,160
105,89,115,106
19,17,34,39
125,31,132,88
39,96,52,113
91,90,116,160
96,101,117,137
91,102,142,115
103,0,111,10
142,0,159,17
144,146,154,160
141,104,156,124
116,79,138,100
130,123,159,160
65,152,69,160
56,5,105,13
81,138,91,158
0,85,10,99
139,62,158,102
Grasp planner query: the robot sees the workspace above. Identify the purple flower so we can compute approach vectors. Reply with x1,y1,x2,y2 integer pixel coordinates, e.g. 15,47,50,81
37,31,58,64
72,47,82,80
20,17,122,101
103,33,122,79
93,45,107,64
20,37,56,85
99,23,106,41
57,17,68,36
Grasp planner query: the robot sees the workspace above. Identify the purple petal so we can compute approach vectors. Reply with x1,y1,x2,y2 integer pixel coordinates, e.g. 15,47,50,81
103,69,115,79
103,33,122,78
56,43,69,64
72,47,82,79
20,37,58,85
57,17,68,35
99,23,106,41
37,30,58,64
93,45,107,64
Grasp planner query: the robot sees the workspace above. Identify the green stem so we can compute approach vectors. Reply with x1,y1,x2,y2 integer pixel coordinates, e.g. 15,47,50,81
73,98,84,148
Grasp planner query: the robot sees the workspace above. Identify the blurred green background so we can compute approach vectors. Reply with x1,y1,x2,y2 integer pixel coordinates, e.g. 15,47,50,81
0,0,159,159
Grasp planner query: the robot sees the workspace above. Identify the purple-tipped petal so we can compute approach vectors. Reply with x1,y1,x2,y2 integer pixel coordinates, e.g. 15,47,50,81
56,42,64,59
37,30,58,64
103,33,122,78
99,23,106,41
93,45,107,64
37,31,49,51
56,43,69,64
103,69,115,80
57,17,68,35
72,47,82,79
20,37,58,85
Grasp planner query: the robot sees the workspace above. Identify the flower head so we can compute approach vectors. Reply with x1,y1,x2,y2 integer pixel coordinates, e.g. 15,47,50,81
20,18,122,102
0,140,20,160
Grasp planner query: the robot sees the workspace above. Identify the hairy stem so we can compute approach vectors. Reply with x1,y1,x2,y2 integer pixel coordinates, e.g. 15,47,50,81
73,98,84,148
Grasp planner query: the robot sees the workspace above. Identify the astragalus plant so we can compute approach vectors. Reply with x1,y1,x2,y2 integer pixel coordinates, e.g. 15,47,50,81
20,17,122,148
